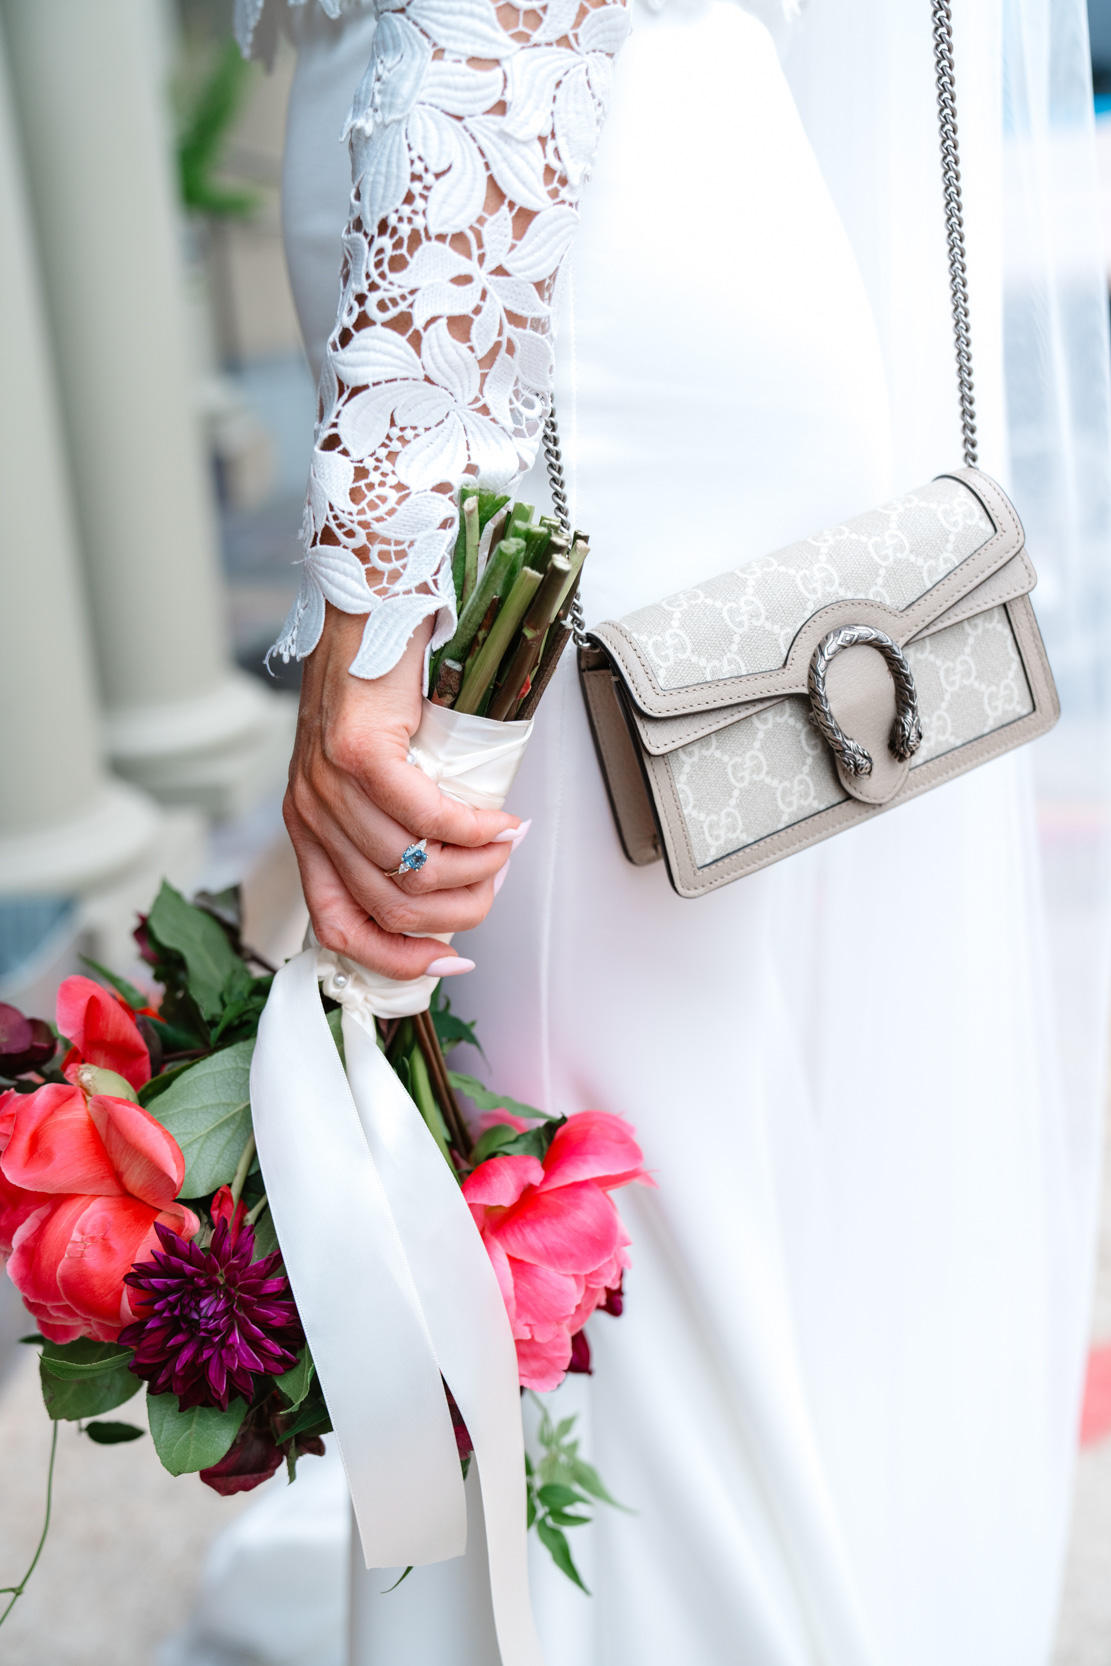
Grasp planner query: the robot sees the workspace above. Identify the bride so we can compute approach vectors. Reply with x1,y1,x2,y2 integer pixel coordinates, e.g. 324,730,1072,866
184,1,1111,1662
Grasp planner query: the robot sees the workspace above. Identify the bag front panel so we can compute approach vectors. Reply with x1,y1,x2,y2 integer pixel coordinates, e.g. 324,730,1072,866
666,604,1036,871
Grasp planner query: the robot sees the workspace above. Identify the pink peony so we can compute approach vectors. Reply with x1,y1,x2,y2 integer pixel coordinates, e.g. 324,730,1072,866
0,1080,196,1343
462,1111,652,1392
57,974,152,1091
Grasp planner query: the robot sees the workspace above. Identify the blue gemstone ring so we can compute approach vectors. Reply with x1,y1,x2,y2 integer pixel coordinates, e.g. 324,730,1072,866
383,838,428,880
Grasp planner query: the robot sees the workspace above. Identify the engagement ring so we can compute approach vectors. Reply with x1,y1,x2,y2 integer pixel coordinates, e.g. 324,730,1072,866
383,839,428,879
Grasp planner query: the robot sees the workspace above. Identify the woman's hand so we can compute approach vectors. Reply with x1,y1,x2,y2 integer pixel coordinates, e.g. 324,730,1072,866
284,605,521,979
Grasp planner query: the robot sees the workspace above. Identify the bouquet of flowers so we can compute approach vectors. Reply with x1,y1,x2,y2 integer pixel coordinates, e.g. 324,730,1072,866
0,882,648,1623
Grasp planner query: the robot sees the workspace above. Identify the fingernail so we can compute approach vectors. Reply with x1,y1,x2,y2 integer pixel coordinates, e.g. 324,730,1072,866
493,859,511,896
426,957,475,978
493,818,532,846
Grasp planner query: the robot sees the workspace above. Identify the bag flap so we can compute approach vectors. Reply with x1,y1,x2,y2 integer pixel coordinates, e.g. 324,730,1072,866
626,549,1036,754
590,469,1031,729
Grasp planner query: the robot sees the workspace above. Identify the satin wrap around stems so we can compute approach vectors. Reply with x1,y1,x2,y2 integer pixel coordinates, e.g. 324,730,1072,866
333,701,534,1020
249,698,544,1666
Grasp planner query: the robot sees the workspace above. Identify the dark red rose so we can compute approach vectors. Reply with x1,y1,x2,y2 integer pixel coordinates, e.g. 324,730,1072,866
0,1004,56,1077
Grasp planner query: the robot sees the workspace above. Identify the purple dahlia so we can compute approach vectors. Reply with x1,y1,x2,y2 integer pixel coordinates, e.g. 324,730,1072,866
120,1217,303,1411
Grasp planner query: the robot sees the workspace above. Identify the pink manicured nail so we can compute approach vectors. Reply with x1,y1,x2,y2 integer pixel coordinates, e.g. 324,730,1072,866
493,859,511,896
427,957,475,978
493,818,531,846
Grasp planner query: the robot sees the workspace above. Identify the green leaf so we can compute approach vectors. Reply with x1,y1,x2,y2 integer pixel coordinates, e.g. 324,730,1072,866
483,1124,563,1162
250,1205,279,1260
570,1456,628,1509
138,1060,200,1107
537,1483,584,1510
144,1038,254,1194
209,970,270,1045
276,1347,315,1411
40,1358,140,1422
279,1382,332,1443
447,1071,553,1122
546,1509,592,1529
40,1339,133,1381
148,1016,207,1055
147,882,244,1022
78,957,150,1013
19,1334,45,1345
193,885,243,937
84,1421,145,1445
148,1393,246,1475
326,1005,346,1067
535,1520,589,1593
470,1123,526,1165
430,987,483,1058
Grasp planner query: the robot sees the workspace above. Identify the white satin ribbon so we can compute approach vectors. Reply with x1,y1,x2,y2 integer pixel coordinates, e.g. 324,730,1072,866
250,697,545,1666
340,1009,544,1666
250,950,466,1564
408,700,534,811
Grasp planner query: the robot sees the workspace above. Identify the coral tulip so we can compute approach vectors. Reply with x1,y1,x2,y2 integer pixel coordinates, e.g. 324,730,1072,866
56,975,151,1091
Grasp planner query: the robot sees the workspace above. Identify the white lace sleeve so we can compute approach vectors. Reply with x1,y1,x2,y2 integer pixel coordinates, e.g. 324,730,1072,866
272,0,631,680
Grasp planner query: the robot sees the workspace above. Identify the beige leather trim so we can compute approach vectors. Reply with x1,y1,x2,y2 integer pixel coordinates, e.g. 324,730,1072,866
579,649,661,866
907,549,1035,642
630,693,783,756
590,468,1028,721
640,594,1058,898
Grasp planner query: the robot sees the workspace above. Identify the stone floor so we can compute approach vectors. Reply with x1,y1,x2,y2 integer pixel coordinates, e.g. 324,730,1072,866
0,1344,255,1666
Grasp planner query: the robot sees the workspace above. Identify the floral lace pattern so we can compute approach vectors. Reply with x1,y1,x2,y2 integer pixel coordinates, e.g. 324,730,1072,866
265,0,630,679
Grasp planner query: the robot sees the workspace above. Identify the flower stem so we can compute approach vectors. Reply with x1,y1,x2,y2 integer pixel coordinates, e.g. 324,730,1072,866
408,1044,454,1170
243,1192,266,1232
461,493,480,610
0,1421,58,1628
412,1009,472,1160
230,1132,256,1208
456,564,543,715
245,1192,269,1227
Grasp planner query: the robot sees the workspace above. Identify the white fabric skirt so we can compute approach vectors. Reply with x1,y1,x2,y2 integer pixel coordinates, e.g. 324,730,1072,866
175,4,1111,1665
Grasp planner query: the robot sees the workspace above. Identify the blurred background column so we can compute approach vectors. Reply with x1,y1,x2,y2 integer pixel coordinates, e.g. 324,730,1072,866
0,0,295,819
0,18,170,965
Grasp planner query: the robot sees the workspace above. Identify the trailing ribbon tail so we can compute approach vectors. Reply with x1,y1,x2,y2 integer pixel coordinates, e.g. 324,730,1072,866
250,948,467,1566
341,1012,546,1666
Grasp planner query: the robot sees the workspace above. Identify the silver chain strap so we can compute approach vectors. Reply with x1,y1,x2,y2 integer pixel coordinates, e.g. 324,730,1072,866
931,0,978,468
542,0,978,653
542,406,588,646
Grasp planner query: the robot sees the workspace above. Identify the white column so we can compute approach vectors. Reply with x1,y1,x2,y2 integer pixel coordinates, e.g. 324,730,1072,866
0,18,161,897
0,0,294,818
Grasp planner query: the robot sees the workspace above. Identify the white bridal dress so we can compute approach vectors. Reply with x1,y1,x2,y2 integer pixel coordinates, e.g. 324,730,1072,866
169,2,1111,1664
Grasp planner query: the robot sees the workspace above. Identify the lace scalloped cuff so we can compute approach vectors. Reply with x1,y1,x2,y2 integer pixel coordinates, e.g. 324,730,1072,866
266,493,459,683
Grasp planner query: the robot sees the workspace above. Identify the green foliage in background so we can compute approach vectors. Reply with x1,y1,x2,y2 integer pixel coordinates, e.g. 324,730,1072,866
176,34,258,219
